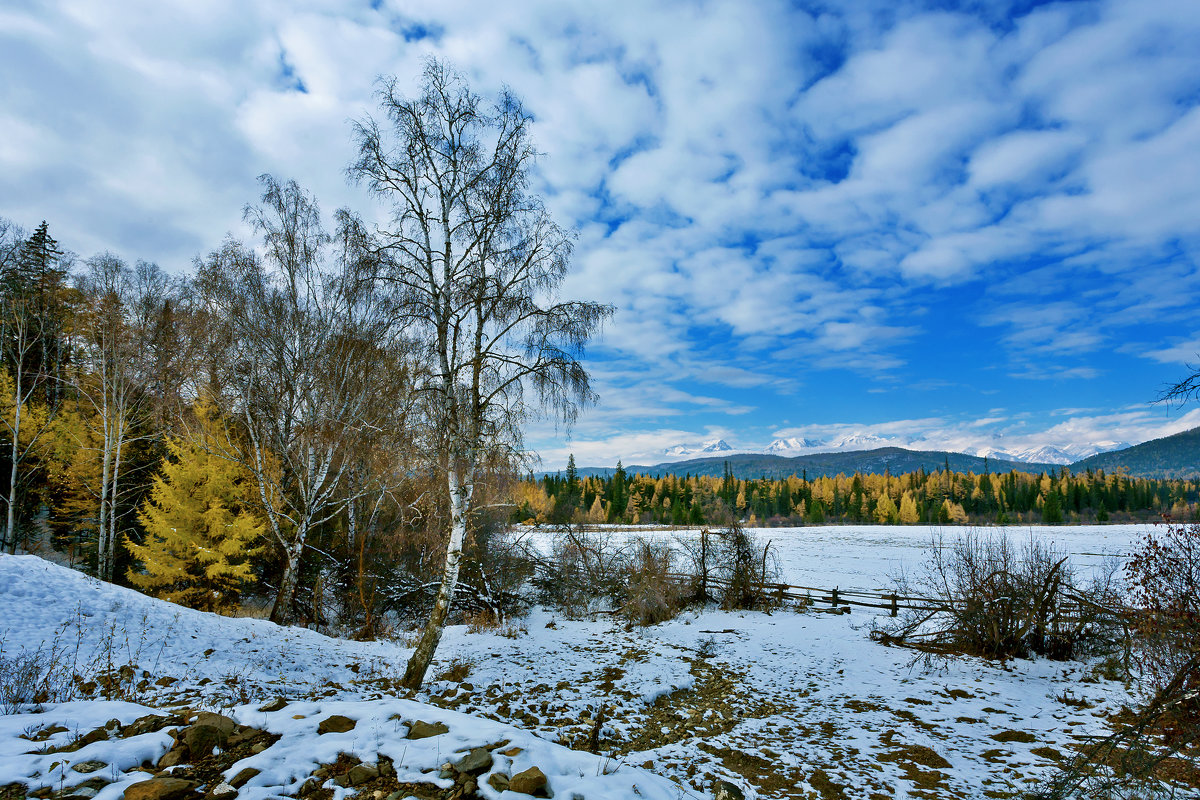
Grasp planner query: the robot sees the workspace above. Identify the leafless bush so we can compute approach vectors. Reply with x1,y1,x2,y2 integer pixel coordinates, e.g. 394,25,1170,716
676,527,721,603
1030,523,1200,799
0,640,75,714
1127,521,1200,721
674,521,780,610
876,531,1125,661
620,540,684,626
717,519,781,611
534,523,629,616
0,605,178,713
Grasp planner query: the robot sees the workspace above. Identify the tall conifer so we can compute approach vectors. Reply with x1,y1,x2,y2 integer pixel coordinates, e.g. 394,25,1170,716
126,399,265,611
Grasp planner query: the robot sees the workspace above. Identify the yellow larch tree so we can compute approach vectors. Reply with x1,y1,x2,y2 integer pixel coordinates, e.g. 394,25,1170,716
125,399,265,612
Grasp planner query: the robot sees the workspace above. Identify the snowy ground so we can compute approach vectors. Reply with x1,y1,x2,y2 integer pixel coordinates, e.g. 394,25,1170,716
1,525,1190,800
522,523,1145,589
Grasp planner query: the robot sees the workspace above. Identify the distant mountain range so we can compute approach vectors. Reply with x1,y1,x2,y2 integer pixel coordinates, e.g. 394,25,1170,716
662,438,733,457
567,426,1200,480
659,433,1131,466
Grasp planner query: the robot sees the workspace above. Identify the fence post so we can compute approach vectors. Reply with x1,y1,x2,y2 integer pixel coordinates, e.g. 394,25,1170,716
831,587,839,607
889,593,898,617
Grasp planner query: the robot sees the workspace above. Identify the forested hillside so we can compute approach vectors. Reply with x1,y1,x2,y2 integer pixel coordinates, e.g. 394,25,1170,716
1071,426,1200,478
581,447,1059,480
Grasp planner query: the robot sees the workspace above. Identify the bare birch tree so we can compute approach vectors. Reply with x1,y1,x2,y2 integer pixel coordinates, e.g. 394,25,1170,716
197,177,396,624
73,255,173,580
0,221,69,554
350,59,612,688
0,293,57,553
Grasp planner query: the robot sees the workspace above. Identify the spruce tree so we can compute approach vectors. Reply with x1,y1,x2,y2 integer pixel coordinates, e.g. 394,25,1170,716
1042,490,1064,525
126,400,265,611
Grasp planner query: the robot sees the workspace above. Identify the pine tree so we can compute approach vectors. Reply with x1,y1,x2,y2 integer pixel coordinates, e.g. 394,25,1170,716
125,400,265,611
1042,489,1064,525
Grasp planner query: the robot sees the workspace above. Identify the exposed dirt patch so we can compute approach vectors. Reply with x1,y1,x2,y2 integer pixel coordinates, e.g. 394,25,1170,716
698,744,805,798
1030,746,1064,762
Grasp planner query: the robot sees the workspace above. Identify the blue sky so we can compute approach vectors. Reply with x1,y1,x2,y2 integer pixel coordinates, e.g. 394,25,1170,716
3,0,1200,469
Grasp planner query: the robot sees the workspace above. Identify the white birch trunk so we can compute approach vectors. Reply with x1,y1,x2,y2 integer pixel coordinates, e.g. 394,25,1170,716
270,526,308,624
5,363,20,553
96,376,114,581
105,410,125,582
401,465,472,688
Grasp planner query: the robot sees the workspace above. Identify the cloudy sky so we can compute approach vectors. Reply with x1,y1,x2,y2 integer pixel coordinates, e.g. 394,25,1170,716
4,0,1200,468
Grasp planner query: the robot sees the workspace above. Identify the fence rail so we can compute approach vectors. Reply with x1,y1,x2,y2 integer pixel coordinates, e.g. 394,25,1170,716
668,572,1130,621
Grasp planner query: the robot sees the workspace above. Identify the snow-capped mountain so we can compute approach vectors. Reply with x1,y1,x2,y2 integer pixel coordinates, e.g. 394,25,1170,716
827,432,897,450
663,439,734,457
764,436,825,453
1003,441,1132,465
652,433,1133,466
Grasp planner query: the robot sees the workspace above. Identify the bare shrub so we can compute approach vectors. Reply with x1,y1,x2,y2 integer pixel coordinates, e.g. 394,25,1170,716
620,539,684,626
1127,521,1200,721
877,531,1124,661
1032,523,1200,799
717,518,780,611
535,523,628,616
0,640,74,714
676,527,721,603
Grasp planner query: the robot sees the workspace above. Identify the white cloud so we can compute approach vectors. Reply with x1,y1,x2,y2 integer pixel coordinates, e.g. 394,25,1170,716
4,0,1199,470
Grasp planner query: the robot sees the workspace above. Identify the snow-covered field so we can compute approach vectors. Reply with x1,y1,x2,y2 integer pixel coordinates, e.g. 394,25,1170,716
524,523,1146,589
0,525,1189,800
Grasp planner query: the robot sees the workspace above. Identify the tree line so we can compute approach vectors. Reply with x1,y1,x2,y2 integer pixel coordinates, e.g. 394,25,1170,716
0,60,610,689
518,457,1200,526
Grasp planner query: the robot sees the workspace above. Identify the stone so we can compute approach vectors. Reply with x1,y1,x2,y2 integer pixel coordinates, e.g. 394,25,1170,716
228,768,260,789
377,757,394,778
183,725,225,758
501,747,523,757
157,747,187,769
37,724,69,740
257,697,288,712
297,778,321,797
249,743,268,755
713,780,744,800
75,778,111,795
406,720,449,740
208,783,237,800
508,767,547,797
124,715,173,737
122,777,199,800
346,764,379,786
454,748,493,775
72,761,108,774
155,677,178,687
487,774,510,793
316,715,356,735
192,714,237,736
75,727,111,748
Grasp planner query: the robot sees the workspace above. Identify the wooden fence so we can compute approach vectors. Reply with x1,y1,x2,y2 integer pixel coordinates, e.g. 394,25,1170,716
670,572,1121,622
